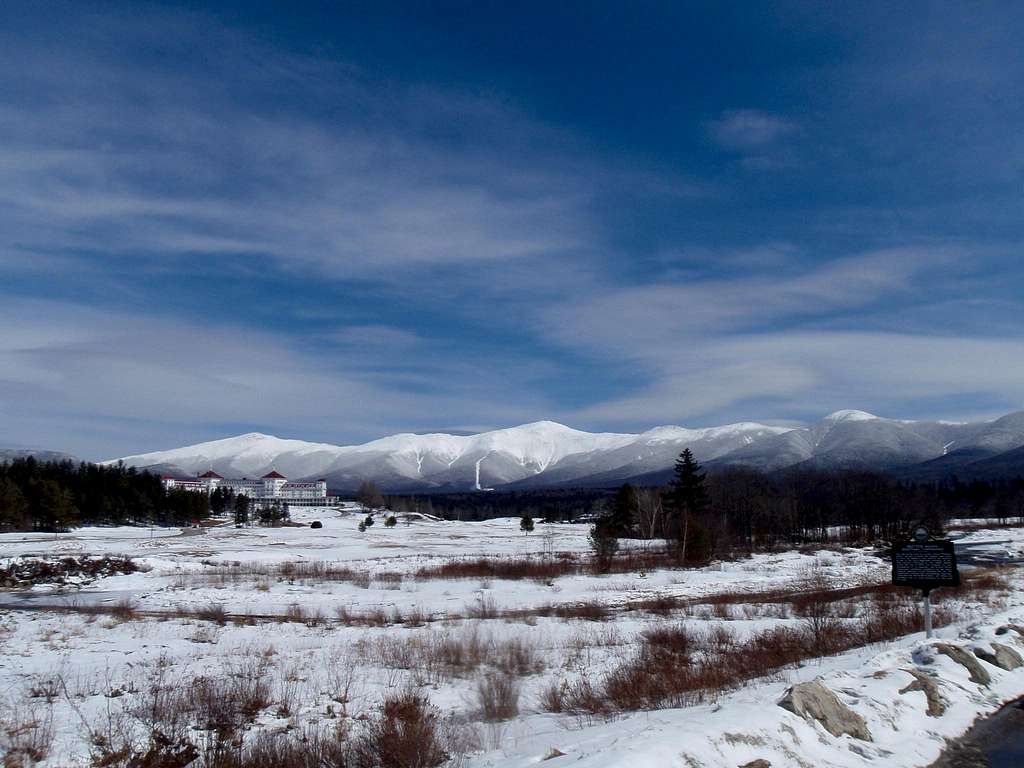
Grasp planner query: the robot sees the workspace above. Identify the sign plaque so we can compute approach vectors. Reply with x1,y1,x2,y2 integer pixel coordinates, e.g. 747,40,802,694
891,538,960,592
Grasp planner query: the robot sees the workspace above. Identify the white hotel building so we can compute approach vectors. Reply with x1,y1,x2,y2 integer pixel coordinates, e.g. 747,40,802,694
161,470,330,505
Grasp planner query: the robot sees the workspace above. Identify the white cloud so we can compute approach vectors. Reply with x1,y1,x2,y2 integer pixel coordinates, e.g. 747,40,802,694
0,10,619,293
543,248,1022,425
0,300,554,459
543,247,961,360
707,109,799,151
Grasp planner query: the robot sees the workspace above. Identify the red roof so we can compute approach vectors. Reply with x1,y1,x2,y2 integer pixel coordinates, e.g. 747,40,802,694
198,470,223,479
262,470,286,479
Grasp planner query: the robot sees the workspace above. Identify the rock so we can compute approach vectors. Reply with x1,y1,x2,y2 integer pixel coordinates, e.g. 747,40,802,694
778,681,872,741
898,669,946,717
974,642,1023,671
935,644,992,686
542,748,566,760
995,624,1024,641
739,761,771,768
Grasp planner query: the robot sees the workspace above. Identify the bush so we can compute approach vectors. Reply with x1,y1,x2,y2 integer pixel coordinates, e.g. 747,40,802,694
352,691,447,768
476,674,520,721
310,520,323,529
417,557,575,582
588,518,619,573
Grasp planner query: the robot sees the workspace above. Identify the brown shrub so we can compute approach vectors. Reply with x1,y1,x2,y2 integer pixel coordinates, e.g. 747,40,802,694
351,691,447,768
110,597,138,622
495,638,543,677
476,674,520,721
195,603,228,625
553,601,610,621
465,595,499,620
635,594,681,615
1,699,55,765
417,557,576,582
641,624,695,660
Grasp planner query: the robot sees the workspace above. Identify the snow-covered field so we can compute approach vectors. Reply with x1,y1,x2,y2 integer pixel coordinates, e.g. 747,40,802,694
1,506,1023,767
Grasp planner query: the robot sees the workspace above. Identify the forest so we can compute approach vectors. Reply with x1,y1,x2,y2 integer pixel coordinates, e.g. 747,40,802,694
388,463,1024,553
2,455,1023,543
0,457,207,530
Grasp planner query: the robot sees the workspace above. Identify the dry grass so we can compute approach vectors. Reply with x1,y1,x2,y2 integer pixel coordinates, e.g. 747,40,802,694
1,697,55,766
417,557,576,582
551,593,958,716
194,602,228,625
476,674,520,721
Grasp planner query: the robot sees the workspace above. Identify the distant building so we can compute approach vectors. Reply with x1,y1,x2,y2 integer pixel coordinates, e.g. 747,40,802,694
161,470,331,506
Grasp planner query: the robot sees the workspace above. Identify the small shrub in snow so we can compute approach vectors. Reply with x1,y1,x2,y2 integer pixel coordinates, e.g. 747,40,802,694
352,691,447,768
476,674,520,721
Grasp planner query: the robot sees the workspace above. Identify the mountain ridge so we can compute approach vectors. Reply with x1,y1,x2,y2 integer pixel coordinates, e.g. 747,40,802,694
105,411,1024,490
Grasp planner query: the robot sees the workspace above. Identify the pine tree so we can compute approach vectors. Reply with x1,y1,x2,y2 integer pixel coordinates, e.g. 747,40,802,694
0,477,28,530
384,515,397,528
609,483,637,537
37,479,77,531
589,516,619,572
233,494,250,526
668,449,709,563
520,513,534,535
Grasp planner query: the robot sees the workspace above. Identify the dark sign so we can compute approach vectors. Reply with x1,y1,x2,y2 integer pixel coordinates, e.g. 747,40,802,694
892,539,959,591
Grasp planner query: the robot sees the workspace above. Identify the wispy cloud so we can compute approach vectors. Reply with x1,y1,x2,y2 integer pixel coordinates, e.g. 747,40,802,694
543,248,1021,424
0,299,558,458
707,109,799,150
2,3,1023,455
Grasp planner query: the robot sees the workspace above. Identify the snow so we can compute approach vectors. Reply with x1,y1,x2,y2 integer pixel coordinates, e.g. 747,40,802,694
106,420,785,487
2,517,1024,767
824,409,881,423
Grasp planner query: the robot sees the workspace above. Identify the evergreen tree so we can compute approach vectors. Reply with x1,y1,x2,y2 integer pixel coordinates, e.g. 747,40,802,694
37,478,77,531
589,516,619,572
609,483,637,537
233,494,250,526
210,487,227,515
384,514,397,528
520,512,534,535
668,449,709,563
0,477,28,530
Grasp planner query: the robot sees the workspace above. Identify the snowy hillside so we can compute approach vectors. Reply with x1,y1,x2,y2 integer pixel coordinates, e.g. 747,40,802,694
109,420,788,490
108,410,1024,489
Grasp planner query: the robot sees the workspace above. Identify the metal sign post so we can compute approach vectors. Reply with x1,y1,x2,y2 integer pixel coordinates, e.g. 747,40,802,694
891,526,959,639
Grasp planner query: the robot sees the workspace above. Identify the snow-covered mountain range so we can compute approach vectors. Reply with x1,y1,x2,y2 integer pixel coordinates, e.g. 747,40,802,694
107,410,1024,490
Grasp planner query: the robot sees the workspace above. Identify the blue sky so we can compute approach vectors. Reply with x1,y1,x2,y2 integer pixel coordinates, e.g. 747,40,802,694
2,1,1024,459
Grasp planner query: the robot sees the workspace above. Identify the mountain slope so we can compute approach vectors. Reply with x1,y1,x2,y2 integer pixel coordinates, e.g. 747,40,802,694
108,411,1024,490
109,420,786,490
0,448,79,464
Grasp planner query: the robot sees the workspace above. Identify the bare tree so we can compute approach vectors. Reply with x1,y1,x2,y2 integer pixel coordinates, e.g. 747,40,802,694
356,480,385,511
635,487,664,540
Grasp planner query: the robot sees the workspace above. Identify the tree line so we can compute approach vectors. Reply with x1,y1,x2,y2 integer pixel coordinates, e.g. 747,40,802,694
592,450,1024,564
0,458,290,531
